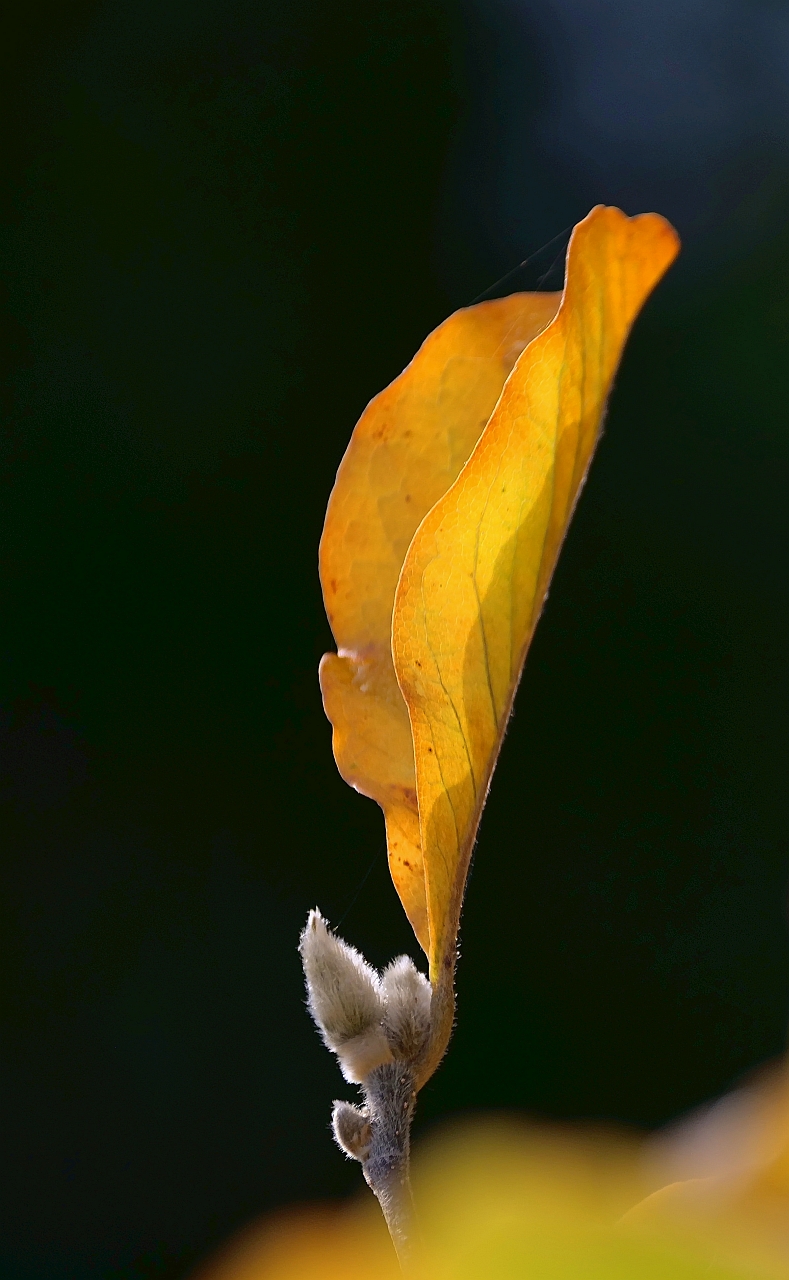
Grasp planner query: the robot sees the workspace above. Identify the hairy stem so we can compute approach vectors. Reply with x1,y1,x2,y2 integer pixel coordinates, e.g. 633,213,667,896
361,1062,418,1269
415,953,456,1091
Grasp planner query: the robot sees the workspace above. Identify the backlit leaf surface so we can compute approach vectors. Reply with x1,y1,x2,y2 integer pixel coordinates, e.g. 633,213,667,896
392,206,679,978
319,294,561,950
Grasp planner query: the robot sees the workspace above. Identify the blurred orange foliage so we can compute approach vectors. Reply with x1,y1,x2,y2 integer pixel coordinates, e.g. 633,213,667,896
197,1061,789,1278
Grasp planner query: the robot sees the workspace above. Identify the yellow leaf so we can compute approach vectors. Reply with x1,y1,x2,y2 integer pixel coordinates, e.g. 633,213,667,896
319,292,561,951
320,204,678,1009
392,206,679,1011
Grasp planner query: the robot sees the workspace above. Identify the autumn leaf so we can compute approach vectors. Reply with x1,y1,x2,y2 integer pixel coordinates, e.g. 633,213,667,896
320,206,679,1013
319,292,561,950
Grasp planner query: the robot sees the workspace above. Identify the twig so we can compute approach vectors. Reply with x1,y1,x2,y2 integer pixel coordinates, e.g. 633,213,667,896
299,910,438,1266
359,1063,418,1269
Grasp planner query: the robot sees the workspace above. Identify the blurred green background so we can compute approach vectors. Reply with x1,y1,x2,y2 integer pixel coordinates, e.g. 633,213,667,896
2,0,789,1277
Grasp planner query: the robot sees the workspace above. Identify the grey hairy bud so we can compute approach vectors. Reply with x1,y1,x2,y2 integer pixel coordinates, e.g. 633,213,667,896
331,1100,372,1161
381,955,432,1060
299,909,393,1083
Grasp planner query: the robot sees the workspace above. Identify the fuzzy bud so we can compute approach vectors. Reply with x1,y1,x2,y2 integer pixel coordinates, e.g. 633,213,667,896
381,955,432,1060
331,1100,372,1161
299,909,393,1083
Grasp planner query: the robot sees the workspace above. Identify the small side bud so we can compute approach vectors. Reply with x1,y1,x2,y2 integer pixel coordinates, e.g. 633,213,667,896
299,909,393,1083
381,955,432,1060
332,1100,372,1161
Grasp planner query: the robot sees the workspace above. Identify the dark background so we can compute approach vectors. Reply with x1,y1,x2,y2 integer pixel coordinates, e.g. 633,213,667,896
3,0,789,1277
